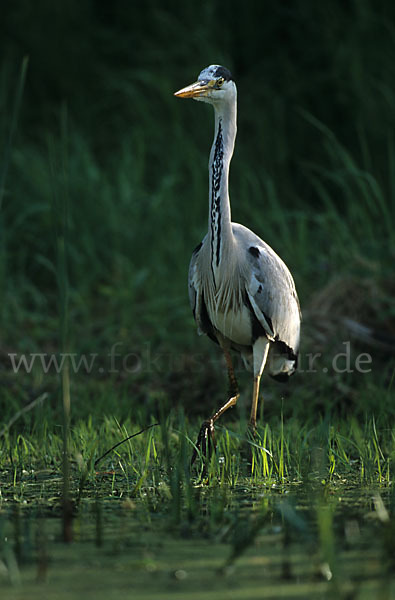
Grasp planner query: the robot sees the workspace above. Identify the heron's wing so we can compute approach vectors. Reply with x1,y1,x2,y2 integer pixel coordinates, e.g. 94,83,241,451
245,242,301,354
188,237,209,336
188,259,198,319
230,223,301,354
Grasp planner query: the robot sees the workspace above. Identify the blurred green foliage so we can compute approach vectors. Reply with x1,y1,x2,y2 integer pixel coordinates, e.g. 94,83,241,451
0,0,394,422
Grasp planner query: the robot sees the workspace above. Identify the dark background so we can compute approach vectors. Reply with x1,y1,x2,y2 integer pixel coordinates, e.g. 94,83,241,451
1,0,394,421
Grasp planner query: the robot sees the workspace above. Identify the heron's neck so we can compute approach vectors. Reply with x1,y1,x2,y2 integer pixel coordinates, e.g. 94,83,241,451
208,100,237,277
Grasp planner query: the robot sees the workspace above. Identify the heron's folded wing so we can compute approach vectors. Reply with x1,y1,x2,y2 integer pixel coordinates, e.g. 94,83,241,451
188,239,206,334
245,244,301,352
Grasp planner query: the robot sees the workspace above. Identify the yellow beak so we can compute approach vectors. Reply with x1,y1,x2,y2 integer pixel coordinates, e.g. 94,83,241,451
174,81,211,99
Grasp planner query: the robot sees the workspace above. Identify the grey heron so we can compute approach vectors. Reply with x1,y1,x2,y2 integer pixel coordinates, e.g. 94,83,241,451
174,65,301,461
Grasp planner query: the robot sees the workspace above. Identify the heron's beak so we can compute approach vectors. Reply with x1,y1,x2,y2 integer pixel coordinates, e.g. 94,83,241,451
174,80,211,99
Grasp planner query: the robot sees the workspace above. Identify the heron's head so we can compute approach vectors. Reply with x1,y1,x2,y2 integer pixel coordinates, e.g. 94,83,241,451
174,65,236,106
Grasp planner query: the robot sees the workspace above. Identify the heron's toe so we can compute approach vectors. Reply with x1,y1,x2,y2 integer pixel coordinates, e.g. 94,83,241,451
191,418,216,465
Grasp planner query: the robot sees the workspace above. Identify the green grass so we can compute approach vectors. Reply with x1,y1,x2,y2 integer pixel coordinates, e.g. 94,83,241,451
1,408,394,494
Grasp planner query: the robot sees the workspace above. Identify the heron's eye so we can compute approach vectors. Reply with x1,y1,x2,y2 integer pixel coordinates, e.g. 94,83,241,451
216,77,225,87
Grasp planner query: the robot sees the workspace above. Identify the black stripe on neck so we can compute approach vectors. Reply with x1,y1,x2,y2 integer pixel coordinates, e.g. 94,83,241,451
211,120,224,268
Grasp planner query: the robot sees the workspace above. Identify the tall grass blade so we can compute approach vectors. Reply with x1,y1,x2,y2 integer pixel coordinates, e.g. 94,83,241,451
49,104,72,542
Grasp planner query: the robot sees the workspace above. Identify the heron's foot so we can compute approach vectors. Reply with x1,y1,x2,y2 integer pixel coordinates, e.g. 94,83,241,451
247,419,257,438
191,419,216,466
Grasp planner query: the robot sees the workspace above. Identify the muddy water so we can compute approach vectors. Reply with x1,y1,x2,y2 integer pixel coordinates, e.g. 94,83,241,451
0,474,394,599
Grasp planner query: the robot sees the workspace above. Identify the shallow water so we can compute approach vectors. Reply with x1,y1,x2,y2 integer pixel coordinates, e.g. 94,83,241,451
0,471,394,599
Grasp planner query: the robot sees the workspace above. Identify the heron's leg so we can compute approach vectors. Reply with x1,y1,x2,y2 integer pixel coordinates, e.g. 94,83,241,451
249,374,262,431
249,337,270,431
191,343,239,465
218,343,240,416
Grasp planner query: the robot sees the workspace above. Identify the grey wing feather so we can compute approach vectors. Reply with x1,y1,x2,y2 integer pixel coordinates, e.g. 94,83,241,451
233,224,301,354
188,257,197,317
188,237,207,335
